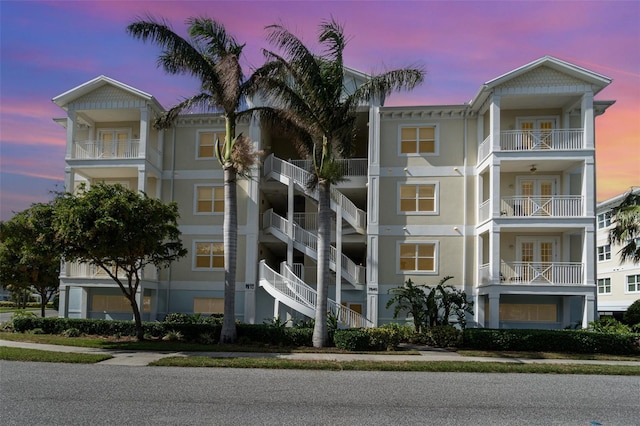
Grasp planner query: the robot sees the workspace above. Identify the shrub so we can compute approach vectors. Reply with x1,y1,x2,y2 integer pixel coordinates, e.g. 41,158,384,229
462,328,640,355
334,329,371,351
589,317,633,334
367,326,402,351
162,330,184,341
623,299,640,326
427,325,461,348
62,328,81,337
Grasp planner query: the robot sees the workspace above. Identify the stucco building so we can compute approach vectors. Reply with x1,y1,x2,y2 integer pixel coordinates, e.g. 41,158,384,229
54,56,614,329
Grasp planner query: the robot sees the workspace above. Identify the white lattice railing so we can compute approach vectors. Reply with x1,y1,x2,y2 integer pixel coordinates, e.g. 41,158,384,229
500,196,584,217
263,209,365,286
263,155,367,233
65,261,157,280
259,260,373,328
500,129,583,151
500,262,584,285
72,139,141,159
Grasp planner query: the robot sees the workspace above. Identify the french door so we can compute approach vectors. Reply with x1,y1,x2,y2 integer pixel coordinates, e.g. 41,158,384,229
516,237,559,283
516,177,557,216
98,129,130,158
517,118,556,149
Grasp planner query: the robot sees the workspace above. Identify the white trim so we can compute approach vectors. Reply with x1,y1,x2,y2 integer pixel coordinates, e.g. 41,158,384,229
195,129,225,160
397,123,439,157
193,184,224,216
597,277,612,295
396,240,439,275
625,274,640,294
396,181,439,215
596,244,612,262
192,240,224,271
515,236,560,263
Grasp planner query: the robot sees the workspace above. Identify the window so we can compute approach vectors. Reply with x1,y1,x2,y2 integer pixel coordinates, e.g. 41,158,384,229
627,275,640,293
499,304,557,322
91,295,150,312
597,244,611,262
196,185,224,214
399,125,437,155
197,130,225,158
597,278,611,294
195,242,224,269
597,211,612,229
398,242,437,273
399,183,437,213
194,297,224,314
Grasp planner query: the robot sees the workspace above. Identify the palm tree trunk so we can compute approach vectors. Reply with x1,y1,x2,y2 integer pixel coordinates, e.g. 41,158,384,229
220,163,238,343
313,179,331,347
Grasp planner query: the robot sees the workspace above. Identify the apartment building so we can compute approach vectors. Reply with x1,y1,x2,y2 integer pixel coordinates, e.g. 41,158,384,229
54,56,613,329
596,188,640,319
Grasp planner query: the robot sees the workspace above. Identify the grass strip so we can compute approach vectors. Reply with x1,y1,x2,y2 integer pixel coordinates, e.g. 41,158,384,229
150,356,640,375
457,350,640,362
0,346,113,364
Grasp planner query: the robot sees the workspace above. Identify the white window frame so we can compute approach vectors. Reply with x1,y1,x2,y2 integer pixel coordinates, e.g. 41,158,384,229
597,211,612,229
196,129,225,160
397,124,439,156
626,274,640,293
597,278,611,295
597,244,611,262
396,240,439,275
192,240,224,271
397,181,439,215
194,184,224,215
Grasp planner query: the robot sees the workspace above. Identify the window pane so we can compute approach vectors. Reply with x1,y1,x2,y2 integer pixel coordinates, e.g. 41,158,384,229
213,201,224,212
197,201,211,213
418,185,434,197
419,127,435,139
199,146,214,158
399,244,414,257
400,185,415,197
399,258,414,271
419,141,435,153
417,258,434,271
417,244,434,257
401,127,416,140
196,243,211,255
400,199,415,212
400,141,416,154
212,256,224,268
196,256,211,268
418,199,434,211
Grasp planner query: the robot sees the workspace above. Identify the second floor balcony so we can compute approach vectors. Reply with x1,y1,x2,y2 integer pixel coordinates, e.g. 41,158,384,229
479,261,584,286
478,129,584,162
69,139,161,169
479,195,584,222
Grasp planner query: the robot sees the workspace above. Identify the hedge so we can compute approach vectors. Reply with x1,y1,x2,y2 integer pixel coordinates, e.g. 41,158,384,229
463,328,640,355
334,327,401,351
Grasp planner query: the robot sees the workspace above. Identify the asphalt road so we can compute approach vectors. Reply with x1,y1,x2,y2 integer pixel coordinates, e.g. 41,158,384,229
0,309,58,323
1,361,638,425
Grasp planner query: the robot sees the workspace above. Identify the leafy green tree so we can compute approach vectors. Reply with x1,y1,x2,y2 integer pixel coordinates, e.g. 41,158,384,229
128,17,262,343
386,279,428,333
53,183,187,341
0,202,60,317
256,18,424,347
623,299,640,326
609,190,640,264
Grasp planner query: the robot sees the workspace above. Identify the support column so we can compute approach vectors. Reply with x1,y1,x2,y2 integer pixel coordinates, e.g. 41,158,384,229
488,293,500,329
582,294,595,328
65,110,76,159
138,167,147,193
583,226,596,286
139,106,149,159
490,160,501,220
581,91,594,149
273,299,280,319
475,294,485,327
57,286,67,318
562,296,572,328
489,225,501,284
287,179,294,266
335,208,342,306
135,288,143,321
489,95,501,152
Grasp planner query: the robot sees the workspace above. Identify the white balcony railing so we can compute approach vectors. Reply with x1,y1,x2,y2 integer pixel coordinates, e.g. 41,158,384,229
70,139,161,168
478,199,491,223
65,261,158,281
499,196,584,217
479,262,583,286
289,158,368,176
478,129,584,162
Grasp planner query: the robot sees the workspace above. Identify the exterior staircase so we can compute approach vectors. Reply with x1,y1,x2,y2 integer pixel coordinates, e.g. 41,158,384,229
258,260,373,328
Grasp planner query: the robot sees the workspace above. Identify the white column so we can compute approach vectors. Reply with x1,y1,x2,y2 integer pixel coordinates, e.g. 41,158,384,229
488,294,500,329
335,208,342,306
583,159,595,217
64,167,76,193
366,105,380,327
475,294,485,327
139,106,149,159
581,91,594,149
490,95,501,152
135,288,143,321
582,294,595,328
562,296,572,328
477,112,484,148
583,226,596,285
80,288,88,319
490,161,501,221
138,167,147,193
65,110,76,159
57,286,67,318
273,298,280,319
489,225,501,284
287,179,294,266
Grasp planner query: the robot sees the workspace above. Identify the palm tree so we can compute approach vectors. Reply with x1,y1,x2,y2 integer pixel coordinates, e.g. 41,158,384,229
609,189,640,264
127,17,261,343
255,18,424,347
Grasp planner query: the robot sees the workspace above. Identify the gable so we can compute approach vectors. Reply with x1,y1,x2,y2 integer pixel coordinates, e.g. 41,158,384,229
69,84,148,110
499,65,588,90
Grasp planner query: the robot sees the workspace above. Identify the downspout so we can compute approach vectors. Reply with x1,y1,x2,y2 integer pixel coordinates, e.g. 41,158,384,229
166,126,177,317
462,112,468,314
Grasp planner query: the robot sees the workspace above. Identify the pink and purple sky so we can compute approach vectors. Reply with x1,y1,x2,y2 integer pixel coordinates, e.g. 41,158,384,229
1,1,638,220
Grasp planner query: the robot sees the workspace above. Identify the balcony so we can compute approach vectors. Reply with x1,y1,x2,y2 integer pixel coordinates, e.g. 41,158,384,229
478,129,584,162
479,262,584,286
64,262,158,281
478,196,584,222
69,140,161,168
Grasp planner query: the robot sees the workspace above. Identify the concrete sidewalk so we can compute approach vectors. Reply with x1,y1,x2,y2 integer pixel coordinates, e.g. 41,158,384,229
2,339,640,367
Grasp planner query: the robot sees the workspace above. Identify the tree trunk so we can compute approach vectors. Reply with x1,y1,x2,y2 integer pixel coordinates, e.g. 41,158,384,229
220,163,238,343
129,297,144,341
313,179,331,348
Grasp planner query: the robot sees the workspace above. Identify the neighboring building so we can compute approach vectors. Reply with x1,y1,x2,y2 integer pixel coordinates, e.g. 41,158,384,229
596,188,640,319
53,56,614,329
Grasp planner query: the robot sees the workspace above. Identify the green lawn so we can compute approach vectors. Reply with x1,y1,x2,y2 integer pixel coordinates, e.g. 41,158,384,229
0,346,112,363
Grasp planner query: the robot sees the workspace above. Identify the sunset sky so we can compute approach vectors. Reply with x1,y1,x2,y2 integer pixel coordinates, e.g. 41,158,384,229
1,0,638,220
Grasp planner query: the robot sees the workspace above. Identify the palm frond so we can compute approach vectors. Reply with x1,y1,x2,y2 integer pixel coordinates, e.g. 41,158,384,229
154,92,216,129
